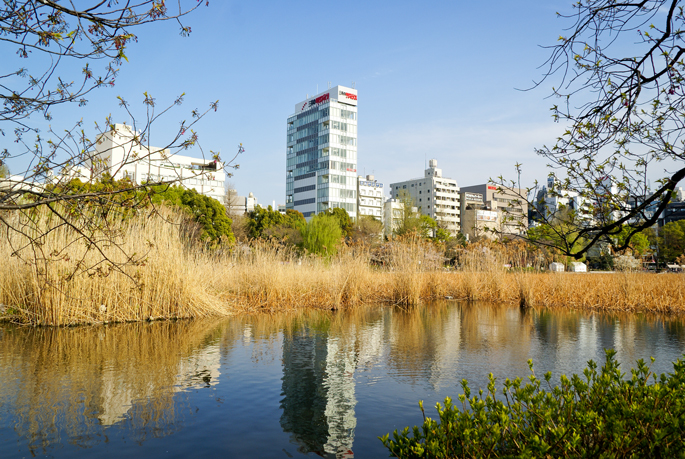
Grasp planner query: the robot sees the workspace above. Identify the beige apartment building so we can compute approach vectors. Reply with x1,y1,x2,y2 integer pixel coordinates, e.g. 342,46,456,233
389,159,460,236
459,191,500,241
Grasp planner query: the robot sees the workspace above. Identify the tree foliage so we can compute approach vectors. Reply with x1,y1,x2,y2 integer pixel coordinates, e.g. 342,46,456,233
1,0,204,134
301,214,342,256
150,185,234,245
246,205,305,240
382,350,685,458
658,220,685,262
499,1,685,258
320,207,353,238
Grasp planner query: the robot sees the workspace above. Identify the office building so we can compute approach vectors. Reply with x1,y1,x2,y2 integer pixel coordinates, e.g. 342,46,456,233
389,159,460,235
226,190,258,215
459,191,500,240
286,86,358,219
357,175,384,219
460,183,528,236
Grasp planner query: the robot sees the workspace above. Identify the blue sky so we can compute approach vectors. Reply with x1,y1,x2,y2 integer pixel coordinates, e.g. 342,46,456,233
3,0,582,205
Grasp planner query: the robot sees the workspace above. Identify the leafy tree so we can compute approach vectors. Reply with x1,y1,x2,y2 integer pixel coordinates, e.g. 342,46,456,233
498,1,685,258
301,214,342,256
659,220,685,262
611,225,651,258
528,219,588,263
320,207,353,238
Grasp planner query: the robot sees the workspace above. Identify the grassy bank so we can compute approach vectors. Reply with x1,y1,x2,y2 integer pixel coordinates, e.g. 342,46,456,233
1,209,683,325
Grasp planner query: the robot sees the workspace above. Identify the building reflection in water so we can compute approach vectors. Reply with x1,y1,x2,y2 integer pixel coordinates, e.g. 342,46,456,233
280,324,363,458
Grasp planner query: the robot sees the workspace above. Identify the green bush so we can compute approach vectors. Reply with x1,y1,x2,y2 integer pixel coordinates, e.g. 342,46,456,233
247,204,305,240
150,185,234,245
381,350,685,458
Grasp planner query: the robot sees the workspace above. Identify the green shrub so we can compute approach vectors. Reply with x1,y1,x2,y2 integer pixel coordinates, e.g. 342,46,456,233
150,185,234,245
247,205,305,240
381,350,685,458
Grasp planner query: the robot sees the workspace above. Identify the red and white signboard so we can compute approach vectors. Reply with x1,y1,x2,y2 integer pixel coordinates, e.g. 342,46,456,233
294,86,357,113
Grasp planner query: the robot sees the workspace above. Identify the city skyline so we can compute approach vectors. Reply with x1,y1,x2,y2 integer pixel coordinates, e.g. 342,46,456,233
2,1,678,207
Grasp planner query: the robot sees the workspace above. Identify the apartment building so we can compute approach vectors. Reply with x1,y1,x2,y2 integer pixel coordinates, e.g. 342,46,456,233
286,86,358,219
389,159,460,235
460,183,528,236
357,175,384,219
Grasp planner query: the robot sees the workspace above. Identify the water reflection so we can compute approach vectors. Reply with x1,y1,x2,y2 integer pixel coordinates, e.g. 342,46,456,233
279,318,362,458
1,304,685,458
0,320,227,455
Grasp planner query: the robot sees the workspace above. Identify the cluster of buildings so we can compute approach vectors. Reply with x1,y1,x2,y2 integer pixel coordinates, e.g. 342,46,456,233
49,86,530,240
26,83,685,239
284,85,528,239
534,175,685,228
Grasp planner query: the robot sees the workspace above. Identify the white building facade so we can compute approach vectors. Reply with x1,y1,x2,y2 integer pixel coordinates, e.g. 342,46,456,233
389,159,460,235
69,123,226,202
286,86,358,219
357,175,384,220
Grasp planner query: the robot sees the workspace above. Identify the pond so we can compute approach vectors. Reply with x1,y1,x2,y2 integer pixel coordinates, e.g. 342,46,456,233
1,302,685,458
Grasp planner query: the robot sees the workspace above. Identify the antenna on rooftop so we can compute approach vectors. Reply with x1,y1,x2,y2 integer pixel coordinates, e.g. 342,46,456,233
328,82,331,89
352,81,355,89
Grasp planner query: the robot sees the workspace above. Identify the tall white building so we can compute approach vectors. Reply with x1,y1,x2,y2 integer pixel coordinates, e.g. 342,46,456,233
286,86,358,219
389,159,460,235
357,175,383,219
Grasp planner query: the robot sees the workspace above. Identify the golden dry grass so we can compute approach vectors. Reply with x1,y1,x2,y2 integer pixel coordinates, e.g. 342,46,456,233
1,208,684,326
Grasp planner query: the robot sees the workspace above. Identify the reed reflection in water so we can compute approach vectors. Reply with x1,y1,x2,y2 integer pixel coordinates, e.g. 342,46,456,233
0,320,228,455
2,303,685,458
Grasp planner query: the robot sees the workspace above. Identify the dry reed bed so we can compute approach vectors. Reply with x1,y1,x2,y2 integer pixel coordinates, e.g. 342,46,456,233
0,208,684,326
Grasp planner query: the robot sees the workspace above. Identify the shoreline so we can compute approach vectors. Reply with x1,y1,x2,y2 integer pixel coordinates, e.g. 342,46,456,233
2,270,684,326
